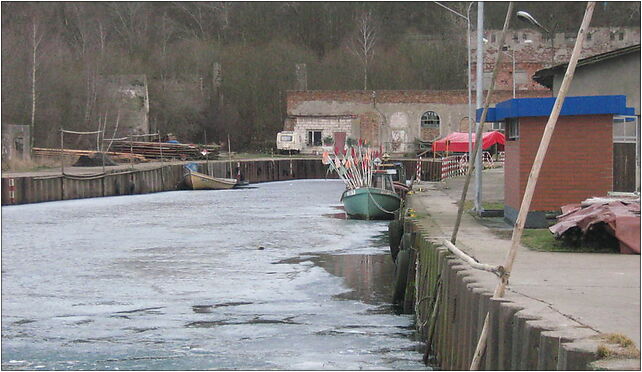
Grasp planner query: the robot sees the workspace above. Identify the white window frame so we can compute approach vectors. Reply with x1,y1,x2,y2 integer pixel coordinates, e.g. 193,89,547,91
506,118,519,140
307,130,323,146
613,115,638,144
491,122,505,132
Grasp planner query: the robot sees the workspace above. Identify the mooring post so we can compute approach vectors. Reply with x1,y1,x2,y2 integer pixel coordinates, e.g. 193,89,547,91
60,128,64,175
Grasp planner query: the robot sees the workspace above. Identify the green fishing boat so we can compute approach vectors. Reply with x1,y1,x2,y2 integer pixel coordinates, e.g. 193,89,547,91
340,170,402,220
321,148,404,220
341,186,401,220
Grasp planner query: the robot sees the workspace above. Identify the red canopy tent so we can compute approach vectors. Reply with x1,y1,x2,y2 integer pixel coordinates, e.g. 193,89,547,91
432,131,505,152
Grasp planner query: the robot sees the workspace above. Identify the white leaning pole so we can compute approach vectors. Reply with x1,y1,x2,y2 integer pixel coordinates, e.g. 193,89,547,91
469,2,596,370
474,1,484,213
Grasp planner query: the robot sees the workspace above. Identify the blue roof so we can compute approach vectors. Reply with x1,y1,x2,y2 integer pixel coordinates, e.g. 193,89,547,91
476,95,635,122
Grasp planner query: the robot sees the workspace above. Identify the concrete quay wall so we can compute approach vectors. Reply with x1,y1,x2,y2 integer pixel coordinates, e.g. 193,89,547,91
1,157,443,206
1,159,333,206
406,218,635,370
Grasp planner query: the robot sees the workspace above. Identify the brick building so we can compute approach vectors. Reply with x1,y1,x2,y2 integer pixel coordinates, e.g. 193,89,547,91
471,26,640,93
480,95,635,227
284,90,547,155
533,44,641,192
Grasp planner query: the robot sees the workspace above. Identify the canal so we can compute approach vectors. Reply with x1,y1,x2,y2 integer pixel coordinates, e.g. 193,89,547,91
2,179,426,370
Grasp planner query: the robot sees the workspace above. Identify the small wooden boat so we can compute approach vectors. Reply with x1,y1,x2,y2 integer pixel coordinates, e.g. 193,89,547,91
184,168,238,190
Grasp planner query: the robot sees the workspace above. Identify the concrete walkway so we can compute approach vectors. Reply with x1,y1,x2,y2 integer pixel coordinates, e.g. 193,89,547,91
411,167,641,349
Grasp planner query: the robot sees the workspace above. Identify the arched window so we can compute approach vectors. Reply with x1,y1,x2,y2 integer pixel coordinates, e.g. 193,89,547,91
421,111,440,129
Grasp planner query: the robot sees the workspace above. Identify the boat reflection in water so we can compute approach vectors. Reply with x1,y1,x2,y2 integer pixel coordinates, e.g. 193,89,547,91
313,251,397,306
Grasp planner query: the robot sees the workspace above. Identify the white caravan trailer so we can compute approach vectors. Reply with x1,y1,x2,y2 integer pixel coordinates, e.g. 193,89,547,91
276,131,303,153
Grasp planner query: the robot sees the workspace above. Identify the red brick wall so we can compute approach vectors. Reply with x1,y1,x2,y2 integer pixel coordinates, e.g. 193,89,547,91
420,127,440,141
472,61,550,92
504,137,521,210
286,90,549,114
359,112,382,146
505,115,613,212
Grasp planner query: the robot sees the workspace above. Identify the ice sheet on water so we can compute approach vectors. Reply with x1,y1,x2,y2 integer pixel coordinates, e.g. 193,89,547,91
2,180,426,370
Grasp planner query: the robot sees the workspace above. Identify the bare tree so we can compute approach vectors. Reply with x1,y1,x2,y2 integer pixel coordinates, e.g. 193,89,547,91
30,17,45,151
348,10,377,90
211,2,234,42
173,2,222,41
107,2,150,56
158,11,178,87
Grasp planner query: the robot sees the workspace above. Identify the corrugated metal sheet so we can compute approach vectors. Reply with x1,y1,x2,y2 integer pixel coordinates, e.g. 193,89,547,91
550,199,640,254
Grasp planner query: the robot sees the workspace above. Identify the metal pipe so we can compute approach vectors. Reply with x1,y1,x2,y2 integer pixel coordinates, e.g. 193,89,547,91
635,116,640,192
474,1,484,213
512,49,516,98
467,3,474,155
60,129,64,175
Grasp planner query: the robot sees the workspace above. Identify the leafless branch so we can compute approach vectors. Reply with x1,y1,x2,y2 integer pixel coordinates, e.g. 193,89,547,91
348,10,378,90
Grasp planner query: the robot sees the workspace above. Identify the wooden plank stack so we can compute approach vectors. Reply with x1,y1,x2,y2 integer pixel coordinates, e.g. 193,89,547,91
33,147,147,163
110,141,220,160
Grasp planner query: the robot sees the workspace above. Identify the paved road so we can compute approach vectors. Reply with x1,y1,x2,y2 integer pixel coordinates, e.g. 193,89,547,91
411,167,641,348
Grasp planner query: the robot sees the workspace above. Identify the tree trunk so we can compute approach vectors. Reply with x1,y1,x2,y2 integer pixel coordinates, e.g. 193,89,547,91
31,21,38,152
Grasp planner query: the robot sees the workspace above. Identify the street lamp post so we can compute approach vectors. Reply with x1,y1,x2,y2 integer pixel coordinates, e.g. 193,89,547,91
434,1,484,213
511,49,515,97
495,39,531,98
433,1,475,154
517,10,555,67
500,47,516,98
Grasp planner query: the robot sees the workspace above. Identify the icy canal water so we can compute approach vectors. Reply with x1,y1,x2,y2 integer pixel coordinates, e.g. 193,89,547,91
2,179,427,370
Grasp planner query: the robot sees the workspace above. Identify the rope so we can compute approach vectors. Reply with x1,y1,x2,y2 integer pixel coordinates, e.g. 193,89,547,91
33,175,63,180
128,132,160,138
60,129,102,135
423,277,443,365
366,188,401,214
62,172,107,180
56,165,167,180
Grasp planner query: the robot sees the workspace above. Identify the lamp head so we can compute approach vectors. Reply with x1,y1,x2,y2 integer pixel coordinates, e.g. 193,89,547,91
516,10,549,33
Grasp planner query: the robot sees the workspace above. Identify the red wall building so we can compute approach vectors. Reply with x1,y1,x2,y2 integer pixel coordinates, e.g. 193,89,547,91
479,96,635,227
